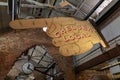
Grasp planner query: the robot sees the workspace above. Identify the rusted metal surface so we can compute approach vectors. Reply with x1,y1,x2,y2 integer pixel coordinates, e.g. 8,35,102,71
0,29,75,80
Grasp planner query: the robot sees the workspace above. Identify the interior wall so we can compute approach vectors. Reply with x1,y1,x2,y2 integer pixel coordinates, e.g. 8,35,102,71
101,16,120,42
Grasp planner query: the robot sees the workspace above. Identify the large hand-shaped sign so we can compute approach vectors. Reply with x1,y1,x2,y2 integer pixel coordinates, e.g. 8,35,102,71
9,17,106,56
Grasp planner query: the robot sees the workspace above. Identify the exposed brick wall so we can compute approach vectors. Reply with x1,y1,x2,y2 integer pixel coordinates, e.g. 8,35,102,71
0,29,75,80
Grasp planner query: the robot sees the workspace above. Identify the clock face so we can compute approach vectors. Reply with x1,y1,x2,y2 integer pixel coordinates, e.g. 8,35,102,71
22,62,34,74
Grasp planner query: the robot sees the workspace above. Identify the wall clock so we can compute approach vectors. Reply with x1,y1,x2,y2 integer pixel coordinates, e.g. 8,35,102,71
22,62,34,74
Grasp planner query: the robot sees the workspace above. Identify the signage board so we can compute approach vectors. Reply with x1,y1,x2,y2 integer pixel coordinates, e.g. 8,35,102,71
9,17,106,56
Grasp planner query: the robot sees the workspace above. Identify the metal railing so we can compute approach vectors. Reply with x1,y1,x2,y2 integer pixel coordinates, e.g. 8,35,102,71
74,35,120,67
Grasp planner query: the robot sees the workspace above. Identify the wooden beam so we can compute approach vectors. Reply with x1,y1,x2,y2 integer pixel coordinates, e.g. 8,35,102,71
75,45,120,73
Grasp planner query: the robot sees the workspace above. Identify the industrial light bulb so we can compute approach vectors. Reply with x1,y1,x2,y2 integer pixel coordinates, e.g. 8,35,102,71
43,27,47,32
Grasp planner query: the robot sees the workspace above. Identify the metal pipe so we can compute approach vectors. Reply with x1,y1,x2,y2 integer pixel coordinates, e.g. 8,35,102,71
21,4,48,8
84,0,104,20
12,0,15,20
26,0,53,8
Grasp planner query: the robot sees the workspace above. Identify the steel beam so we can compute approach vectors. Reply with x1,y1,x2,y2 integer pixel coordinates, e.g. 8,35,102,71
84,0,104,20
96,0,120,29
